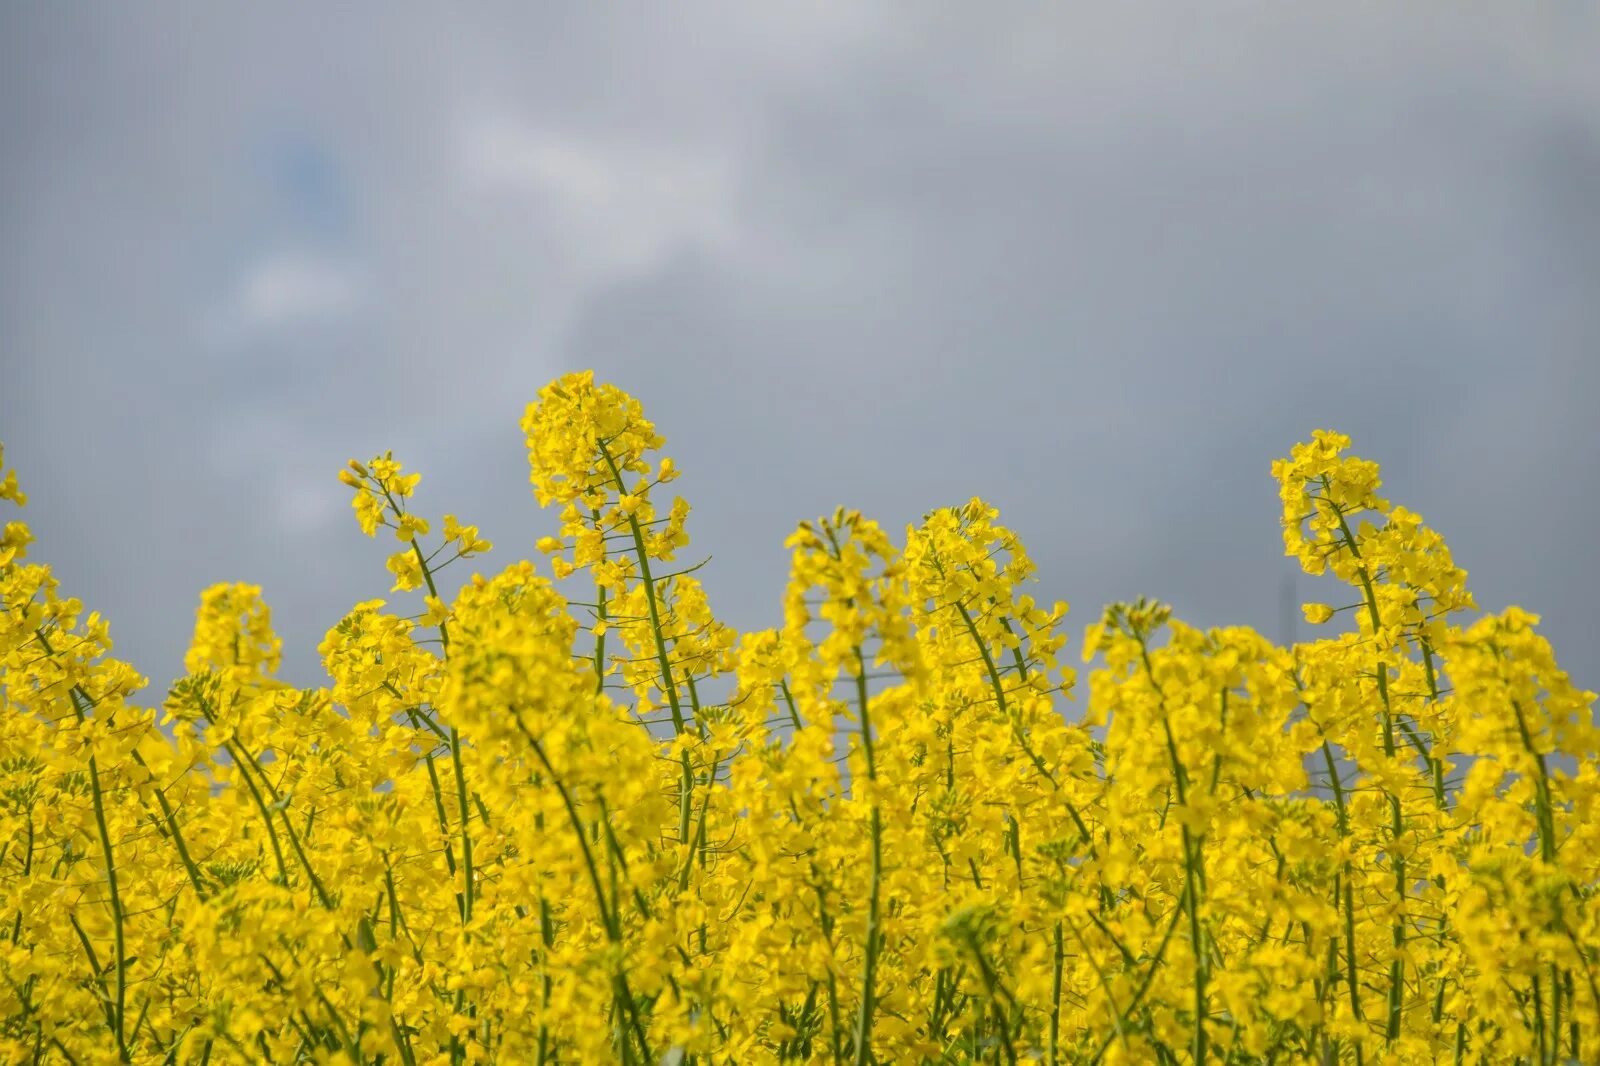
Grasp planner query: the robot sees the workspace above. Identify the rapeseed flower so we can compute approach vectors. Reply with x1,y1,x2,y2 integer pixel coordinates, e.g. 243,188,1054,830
0,387,1592,1064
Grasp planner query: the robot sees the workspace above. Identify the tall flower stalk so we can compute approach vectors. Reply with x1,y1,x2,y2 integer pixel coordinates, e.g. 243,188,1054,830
0,398,1595,1064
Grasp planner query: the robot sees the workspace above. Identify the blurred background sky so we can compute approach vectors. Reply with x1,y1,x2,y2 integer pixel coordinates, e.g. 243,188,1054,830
3,4,1598,693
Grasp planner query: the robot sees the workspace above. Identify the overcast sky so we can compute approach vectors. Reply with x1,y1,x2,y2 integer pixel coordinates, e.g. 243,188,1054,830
4,4,1598,695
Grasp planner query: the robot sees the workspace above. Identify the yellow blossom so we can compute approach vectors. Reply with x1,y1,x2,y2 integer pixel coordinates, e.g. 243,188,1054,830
0,393,1591,1066
1302,602,1336,624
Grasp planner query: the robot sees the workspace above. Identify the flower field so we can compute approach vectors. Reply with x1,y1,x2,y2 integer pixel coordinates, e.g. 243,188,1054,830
1,371,1595,1064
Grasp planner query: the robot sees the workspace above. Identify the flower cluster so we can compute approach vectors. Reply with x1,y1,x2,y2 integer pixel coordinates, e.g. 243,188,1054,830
1,381,1595,1065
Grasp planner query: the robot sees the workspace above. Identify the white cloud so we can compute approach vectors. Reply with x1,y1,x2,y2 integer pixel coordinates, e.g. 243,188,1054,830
233,251,366,327
272,474,343,535
199,250,369,350
457,117,740,275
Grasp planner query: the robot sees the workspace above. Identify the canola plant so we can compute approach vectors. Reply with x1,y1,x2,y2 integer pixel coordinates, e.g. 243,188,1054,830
1,372,1595,1065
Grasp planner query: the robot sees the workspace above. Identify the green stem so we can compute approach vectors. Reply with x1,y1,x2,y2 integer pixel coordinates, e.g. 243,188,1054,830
1324,489,1406,1044
523,725,653,1064
1137,638,1207,1065
34,630,135,1062
1320,741,1366,1030
850,646,882,1066
1049,922,1064,1066
402,533,475,926
1511,694,1563,1065
596,443,698,847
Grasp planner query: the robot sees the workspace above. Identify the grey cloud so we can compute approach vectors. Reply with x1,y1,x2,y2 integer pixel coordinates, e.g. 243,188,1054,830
3,4,1597,692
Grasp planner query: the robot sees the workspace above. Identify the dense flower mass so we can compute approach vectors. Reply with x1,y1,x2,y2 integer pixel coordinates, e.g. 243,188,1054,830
1,384,1596,1065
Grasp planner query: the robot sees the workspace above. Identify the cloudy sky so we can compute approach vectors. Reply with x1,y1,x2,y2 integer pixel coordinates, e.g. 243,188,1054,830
4,4,1598,694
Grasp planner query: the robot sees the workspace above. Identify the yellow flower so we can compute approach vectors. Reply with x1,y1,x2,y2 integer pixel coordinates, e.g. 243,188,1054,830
422,595,450,627
0,410,1591,1066
1301,602,1336,624
393,513,431,542
386,549,424,591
